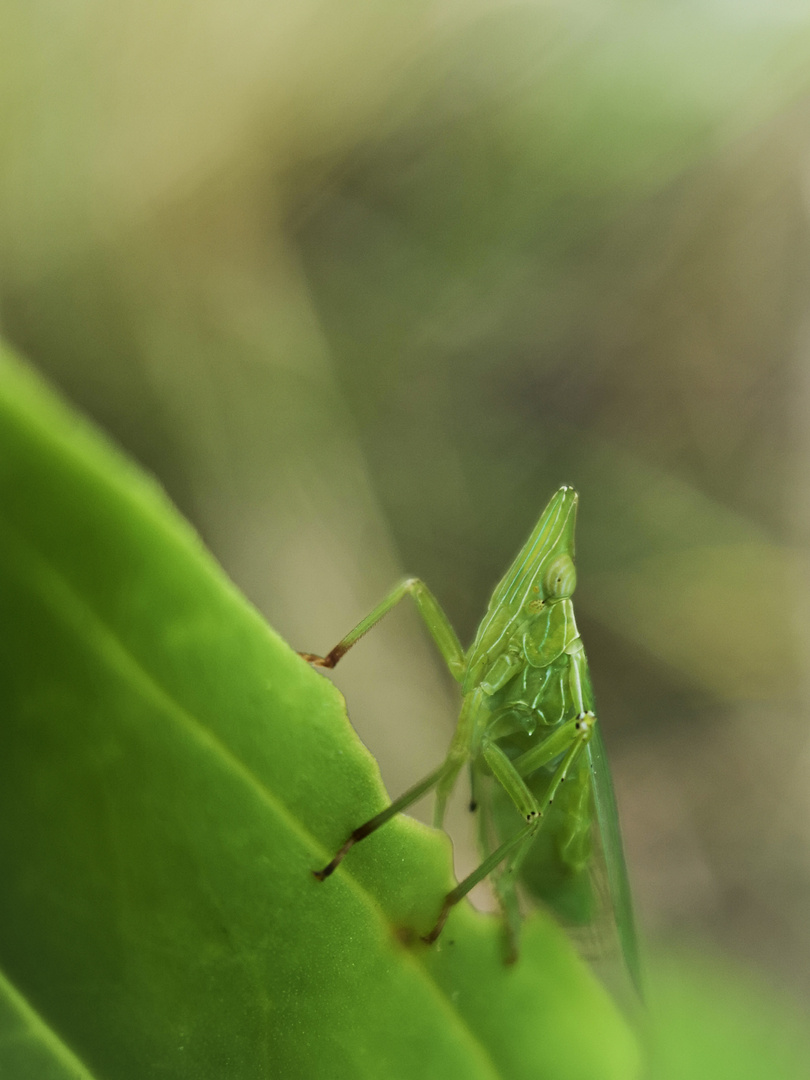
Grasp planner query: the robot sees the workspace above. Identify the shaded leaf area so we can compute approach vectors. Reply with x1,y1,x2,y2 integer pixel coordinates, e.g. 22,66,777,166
0,346,640,1079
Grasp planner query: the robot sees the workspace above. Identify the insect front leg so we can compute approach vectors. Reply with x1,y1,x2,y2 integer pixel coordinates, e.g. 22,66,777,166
422,815,540,946
299,577,465,681
423,720,594,949
511,711,595,780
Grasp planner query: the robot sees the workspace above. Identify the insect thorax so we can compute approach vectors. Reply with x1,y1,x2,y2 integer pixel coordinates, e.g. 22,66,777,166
465,598,578,690
483,653,574,749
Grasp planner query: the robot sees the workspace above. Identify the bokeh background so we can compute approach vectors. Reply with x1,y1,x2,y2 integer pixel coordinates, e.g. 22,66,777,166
3,0,810,1052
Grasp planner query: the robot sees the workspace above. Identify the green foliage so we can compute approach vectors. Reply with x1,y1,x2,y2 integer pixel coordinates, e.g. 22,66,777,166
0,345,640,1078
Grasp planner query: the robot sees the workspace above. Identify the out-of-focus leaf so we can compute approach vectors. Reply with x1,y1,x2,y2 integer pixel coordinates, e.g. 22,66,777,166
0,345,641,1078
568,439,802,700
589,543,801,699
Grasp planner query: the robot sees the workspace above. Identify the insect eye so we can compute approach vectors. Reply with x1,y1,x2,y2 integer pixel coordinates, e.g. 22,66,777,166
542,554,576,599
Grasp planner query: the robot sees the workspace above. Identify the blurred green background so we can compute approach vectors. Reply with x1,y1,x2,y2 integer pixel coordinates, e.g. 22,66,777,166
3,0,810,1066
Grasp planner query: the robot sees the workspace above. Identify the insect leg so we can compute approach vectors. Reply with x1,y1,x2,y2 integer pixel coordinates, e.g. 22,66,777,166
432,755,467,829
432,688,479,828
468,761,480,813
317,689,479,878
422,817,539,945
481,740,540,822
314,760,449,881
423,733,590,946
492,834,534,964
299,578,465,681
512,712,595,779
489,729,590,961
472,764,523,961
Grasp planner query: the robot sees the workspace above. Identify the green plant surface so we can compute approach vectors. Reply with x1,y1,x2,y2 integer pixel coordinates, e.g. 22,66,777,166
0,344,641,1079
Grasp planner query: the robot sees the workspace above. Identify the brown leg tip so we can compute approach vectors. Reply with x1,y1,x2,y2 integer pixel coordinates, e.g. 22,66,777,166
421,906,451,946
298,650,341,669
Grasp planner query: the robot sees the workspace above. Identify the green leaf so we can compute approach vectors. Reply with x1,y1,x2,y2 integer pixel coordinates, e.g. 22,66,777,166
0,344,641,1079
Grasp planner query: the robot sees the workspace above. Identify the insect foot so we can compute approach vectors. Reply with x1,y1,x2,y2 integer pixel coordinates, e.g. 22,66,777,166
422,901,452,947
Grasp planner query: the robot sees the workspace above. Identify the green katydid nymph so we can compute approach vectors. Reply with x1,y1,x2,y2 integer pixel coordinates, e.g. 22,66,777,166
300,487,640,993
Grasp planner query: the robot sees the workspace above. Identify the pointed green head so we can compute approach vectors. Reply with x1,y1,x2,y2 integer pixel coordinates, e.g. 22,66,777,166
463,487,579,690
